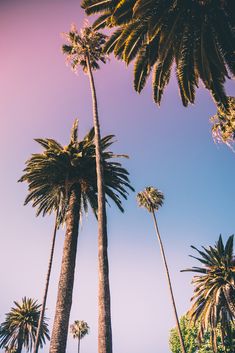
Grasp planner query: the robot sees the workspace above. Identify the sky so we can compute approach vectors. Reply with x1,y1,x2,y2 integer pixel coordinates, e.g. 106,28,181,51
0,1,235,353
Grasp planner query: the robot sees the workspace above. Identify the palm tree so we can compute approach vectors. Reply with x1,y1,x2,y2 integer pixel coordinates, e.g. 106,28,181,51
82,0,235,110
137,186,187,353
20,120,133,353
70,320,89,353
19,179,63,353
182,235,235,352
62,25,114,353
0,297,49,353
211,96,235,148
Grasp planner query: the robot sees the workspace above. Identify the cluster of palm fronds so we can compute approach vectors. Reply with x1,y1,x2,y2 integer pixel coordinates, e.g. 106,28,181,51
182,235,235,352
211,97,235,148
0,298,49,353
82,0,235,109
62,24,108,73
19,120,134,225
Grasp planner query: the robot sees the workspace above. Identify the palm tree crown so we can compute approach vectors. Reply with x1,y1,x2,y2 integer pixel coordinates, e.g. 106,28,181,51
137,186,164,213
211,96,235,148
182,235,235,351
70,320,89,340
0,297,49,353
19,120,133,218
62,24,107,73
82,0,235,109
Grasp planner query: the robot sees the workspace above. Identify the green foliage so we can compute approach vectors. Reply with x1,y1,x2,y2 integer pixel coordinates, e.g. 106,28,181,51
62,24,108,73
182,235,235,352
137,186,164,213
19,120,134,223
169,315,235,353
82,0,235,109
0,297,49,353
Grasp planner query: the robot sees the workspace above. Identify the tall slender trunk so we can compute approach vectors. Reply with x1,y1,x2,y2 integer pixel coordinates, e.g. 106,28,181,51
78,333,81,353
151,210,187,353
86,55,113,353
34,211,58,353
49,187,81,353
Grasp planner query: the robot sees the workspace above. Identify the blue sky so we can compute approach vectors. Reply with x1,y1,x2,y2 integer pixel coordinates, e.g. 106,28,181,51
0,1,235,353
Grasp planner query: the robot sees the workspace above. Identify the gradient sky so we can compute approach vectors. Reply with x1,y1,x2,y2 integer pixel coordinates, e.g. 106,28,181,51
1,1,235,353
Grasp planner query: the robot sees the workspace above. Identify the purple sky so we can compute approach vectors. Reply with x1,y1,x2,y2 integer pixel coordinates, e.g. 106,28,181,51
1,1,235,353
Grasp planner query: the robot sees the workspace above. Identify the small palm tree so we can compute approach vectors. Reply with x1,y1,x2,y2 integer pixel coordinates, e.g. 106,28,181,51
19,132,69,353
70,320,89,353
20,120,133,353
0,297,49,353
62,24,113,353
182,235,235,352
137,187,187,353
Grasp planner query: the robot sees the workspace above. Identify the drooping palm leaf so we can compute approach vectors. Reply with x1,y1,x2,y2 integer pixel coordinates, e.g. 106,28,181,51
82,0,235,109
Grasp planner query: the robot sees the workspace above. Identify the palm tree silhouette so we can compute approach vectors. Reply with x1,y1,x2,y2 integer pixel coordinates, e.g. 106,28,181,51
70,320,89,353
0,297,49,353
137,186,186,353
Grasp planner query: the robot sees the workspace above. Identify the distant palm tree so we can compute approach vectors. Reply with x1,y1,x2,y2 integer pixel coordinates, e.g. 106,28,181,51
0,297,49,353
62,24,114,353
82,0,235,110
137,187,186,353
182,235,235,352
70,320,89,353
20,120,133,353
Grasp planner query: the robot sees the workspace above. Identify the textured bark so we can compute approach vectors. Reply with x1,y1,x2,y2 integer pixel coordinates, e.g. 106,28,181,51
86,55,113,353
151,211,187,353
34,212,58,353
49,188,81,353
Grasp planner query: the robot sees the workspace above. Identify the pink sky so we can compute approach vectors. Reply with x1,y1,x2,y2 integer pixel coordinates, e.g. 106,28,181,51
1,1,235,353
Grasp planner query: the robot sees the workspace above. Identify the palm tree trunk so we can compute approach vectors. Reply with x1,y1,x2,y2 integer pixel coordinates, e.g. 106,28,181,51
151,210,187,353
78,333,81,353
49,187,81,353
34,210,58,353
86,55,113,353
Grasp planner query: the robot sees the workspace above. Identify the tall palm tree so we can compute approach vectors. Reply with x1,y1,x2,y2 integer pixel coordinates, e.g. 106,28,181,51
19,179,64,353
182,235,235,352
0,297,49,353
62,25,115,353
70,320,89,353
31,214,58,353
82,0,235,110
20,120,133,353
137,186,187,353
